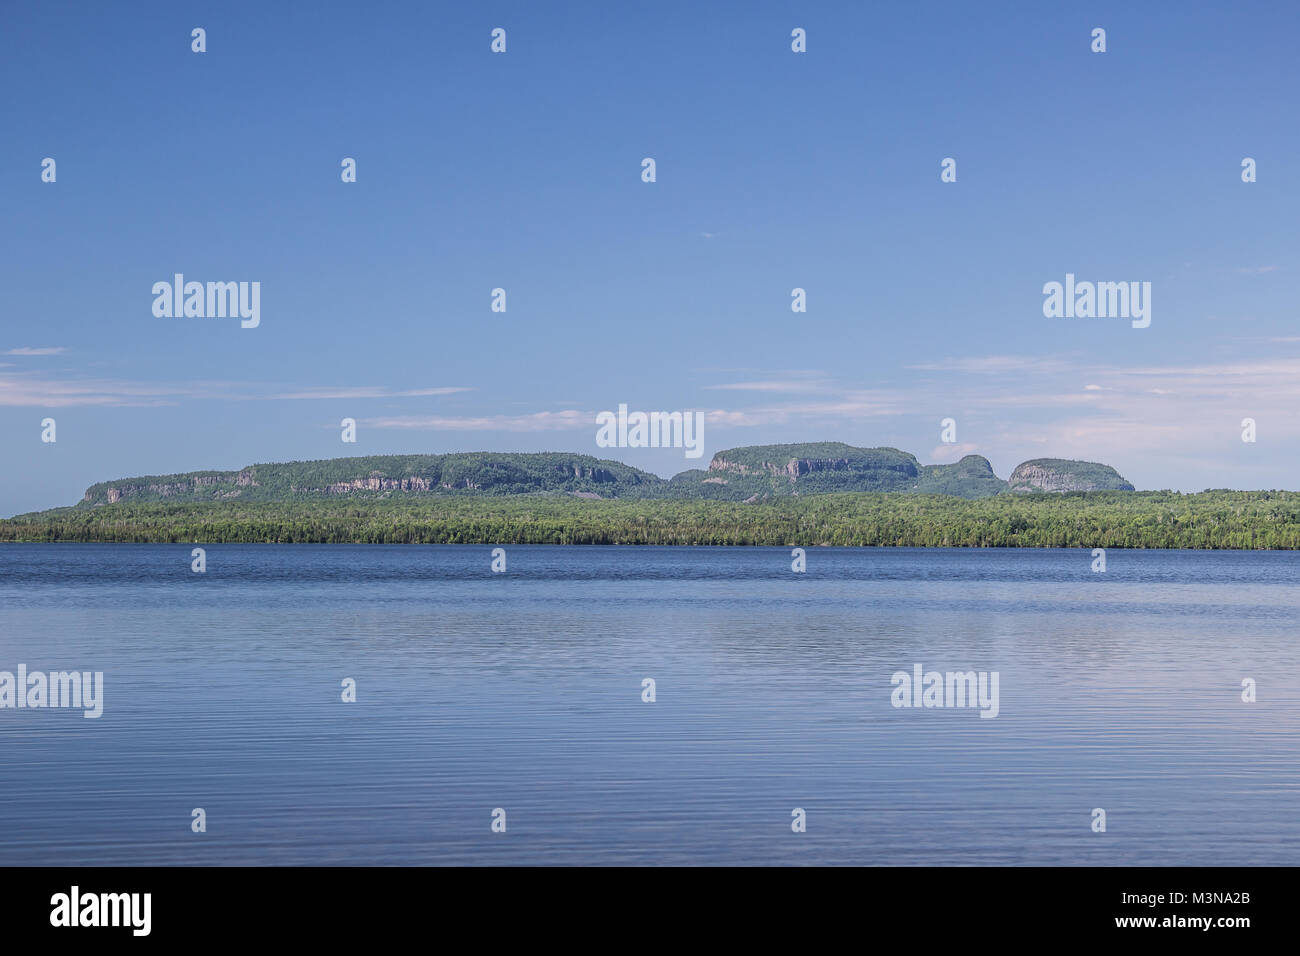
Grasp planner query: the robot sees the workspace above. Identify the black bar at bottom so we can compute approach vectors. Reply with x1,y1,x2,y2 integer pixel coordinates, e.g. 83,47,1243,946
0,866,1281,943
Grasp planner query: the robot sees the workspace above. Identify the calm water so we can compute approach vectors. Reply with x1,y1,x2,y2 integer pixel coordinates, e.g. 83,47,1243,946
1,544,1297,866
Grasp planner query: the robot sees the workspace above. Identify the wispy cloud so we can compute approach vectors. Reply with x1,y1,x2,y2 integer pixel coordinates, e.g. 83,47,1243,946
951,355,1300,470
0,373,204,408
689,354,1300,482
906,354,1070,374
4,346,65,356
8,350,1299,491
703,369,835,395
930,442,980,461
273,386,472,400
0,371,473,408
362,392,909,433
703,379,829,394
364,410,593,431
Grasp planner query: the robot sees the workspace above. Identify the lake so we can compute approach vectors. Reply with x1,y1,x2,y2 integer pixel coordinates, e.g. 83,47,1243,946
1,544,1297,865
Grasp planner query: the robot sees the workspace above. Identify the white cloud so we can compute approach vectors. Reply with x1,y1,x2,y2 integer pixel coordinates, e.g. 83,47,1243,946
0,371,474,408
273,386,472,400
906,354,1071,374
930,443,980,462
704,380,829,394
364,410,593,431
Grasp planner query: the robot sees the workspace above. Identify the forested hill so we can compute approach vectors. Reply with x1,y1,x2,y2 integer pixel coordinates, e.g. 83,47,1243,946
70,444,1135,508
78,453,662,505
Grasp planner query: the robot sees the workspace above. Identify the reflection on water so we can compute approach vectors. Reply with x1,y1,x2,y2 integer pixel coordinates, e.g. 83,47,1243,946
1,544,1297,865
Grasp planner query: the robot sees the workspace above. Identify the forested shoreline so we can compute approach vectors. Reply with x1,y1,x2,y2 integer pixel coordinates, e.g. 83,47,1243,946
2,490,1298,548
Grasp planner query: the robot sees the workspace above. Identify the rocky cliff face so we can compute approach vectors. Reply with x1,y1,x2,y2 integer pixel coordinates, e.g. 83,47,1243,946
707,445,920,483
320,476,435,494
86,470,257,504
709,455,859,480
298,468,627,497
78,454,659,505
73,447,1137,507
563,464,621,483
1007,459,1134,493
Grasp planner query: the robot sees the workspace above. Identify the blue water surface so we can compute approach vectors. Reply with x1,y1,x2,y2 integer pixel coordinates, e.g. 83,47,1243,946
1,544,1296,865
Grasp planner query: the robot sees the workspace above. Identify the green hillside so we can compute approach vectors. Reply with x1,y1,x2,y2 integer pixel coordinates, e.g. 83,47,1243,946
915,455,1009,498
1007,458,1136,493
79,452,665,505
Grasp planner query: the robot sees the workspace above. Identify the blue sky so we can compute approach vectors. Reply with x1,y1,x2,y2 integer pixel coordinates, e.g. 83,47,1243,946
3,0,1299,514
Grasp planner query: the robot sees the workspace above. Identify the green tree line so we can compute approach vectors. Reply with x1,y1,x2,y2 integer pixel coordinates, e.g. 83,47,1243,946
2,490,1298,548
